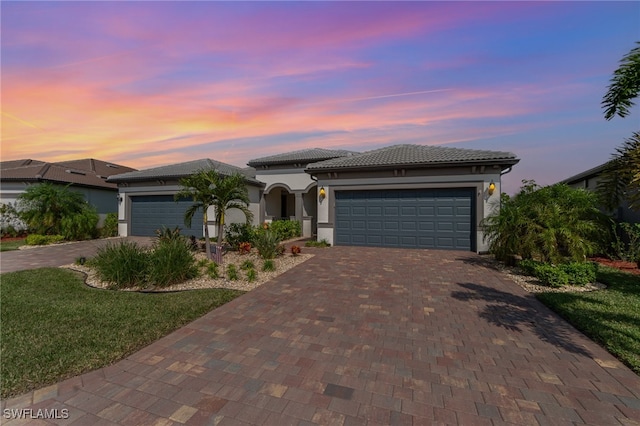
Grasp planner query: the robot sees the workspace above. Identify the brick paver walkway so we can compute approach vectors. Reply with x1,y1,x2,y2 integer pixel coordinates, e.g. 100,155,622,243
2,247,639,425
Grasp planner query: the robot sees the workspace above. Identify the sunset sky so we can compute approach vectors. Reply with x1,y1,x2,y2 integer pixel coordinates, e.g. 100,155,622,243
2,1,638,194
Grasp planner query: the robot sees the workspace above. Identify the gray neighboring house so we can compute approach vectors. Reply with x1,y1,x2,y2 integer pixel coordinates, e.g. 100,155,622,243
247,148,357,237
0,158,136,224
107,159,264,238
306,144,519,252
559,163,640,224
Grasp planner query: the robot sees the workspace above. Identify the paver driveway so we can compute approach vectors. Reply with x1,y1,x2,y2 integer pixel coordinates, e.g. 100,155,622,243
2,247,639,425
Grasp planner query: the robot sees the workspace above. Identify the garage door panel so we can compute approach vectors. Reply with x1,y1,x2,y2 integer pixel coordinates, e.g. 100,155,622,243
335,188,474,250
131,195,203,237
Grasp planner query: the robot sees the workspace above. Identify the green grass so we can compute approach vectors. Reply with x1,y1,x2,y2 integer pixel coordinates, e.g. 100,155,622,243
0,238,26,252
0,268,244,398
536,267,640,374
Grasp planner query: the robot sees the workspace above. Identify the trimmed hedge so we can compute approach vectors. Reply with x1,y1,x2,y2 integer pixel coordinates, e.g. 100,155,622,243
518,259,598,287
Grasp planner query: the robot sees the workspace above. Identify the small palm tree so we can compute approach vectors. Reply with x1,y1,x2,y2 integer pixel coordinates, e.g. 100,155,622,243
17,182,87,235
597,132,640,212
175,169,253,260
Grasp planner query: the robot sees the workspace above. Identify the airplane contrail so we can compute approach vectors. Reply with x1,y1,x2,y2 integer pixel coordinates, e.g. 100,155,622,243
1,111,44,131
303,88,453,106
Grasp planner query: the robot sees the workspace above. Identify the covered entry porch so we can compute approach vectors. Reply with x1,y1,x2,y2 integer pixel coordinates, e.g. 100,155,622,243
262,183,317,237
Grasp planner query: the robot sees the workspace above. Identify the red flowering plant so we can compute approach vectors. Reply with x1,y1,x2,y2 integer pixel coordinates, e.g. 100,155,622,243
290,245,301,256
238,242,251,255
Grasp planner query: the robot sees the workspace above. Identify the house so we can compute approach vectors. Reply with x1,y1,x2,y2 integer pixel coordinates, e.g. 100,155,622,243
0,158,136,223
559,163,640,224
107,159,264,238
110,144,519,253
247,148,357,237
306,144,519,252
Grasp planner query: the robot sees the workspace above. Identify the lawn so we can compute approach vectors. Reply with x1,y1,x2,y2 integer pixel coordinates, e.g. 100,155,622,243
536,266,640,375
0,267,244,398
0,238,26,252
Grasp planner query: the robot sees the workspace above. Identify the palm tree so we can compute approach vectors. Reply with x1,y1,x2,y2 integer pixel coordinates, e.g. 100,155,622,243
17,182,87,235
175,169,253,260
597,132,640,212
602,41,640,120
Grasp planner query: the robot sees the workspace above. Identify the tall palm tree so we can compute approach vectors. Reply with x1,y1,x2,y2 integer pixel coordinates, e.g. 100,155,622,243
175,169,253,260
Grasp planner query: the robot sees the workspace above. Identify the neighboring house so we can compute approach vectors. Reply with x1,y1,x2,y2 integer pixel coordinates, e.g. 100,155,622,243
107,159,264,238
559,163,640,224
0,158,136,223
306,144,519,252
247,148,357,237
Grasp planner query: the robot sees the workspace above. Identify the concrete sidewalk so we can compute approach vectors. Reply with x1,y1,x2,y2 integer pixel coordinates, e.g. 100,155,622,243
2,246,639,425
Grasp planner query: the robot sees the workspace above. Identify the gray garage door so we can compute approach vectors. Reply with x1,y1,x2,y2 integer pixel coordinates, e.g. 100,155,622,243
335,188,474,251
130,195,204,237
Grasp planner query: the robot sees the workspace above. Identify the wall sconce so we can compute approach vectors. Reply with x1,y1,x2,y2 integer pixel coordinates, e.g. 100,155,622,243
117,195,123,203
318,186,326,201
488,181,496,196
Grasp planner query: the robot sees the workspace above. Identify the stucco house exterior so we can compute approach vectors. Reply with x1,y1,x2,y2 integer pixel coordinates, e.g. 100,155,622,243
110,144,519,253
0,158,136,224
306,145,519,252
247,148,357,237
559,163,640,224
107,159,264,238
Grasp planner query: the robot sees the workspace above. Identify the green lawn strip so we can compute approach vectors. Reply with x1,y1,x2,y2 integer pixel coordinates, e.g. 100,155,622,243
0,239,26,252
0,268,244,398
536,267,640,375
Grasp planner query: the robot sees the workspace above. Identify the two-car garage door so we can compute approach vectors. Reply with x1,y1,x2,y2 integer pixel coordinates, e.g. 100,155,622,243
130,195,203,237
335,188,474,251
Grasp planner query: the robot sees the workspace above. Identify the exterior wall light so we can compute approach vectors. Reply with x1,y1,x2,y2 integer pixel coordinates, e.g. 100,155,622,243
488,181,496,196
318,186,326,200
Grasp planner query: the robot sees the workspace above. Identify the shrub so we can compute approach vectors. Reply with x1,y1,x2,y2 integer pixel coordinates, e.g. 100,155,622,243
60,208,99,241
534,264,570,287
238,242,252,255
207,262,220,279
254,230,281,259
517,259,541,276
269,220,301,241
147,238,199,287
262,259,275,272
225,223,257,249
246,268,257,282
227,264,239,280
610,222,640,263
101,213,118,237
482,181,607,263
0,202,27,236
25,234,64,246
559,262,598,286
91,241,149,289
305,239,331,248
240,260,255,270
155,225,182,243
291,245,301,256
197,258,210,268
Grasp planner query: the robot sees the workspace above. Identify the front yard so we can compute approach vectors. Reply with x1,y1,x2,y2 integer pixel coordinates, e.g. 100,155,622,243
536,267,640,375
0,268,243,399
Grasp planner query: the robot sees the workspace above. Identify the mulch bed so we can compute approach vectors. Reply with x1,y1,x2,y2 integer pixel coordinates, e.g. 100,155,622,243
591,257,640,276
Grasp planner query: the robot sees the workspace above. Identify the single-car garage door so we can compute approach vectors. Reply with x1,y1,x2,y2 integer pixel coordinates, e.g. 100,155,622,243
130,195,204,237
335,188,474,251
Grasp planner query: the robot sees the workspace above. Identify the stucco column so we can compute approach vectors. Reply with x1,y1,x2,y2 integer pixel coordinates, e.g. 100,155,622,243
294,192,303,222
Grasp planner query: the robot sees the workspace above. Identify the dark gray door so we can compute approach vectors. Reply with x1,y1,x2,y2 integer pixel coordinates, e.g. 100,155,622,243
130,195,203,237
335,188,474,250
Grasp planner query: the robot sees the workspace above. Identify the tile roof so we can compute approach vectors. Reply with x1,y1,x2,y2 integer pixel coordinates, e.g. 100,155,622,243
306,144,519,172
0,158,136,190
107,158,264,186
247,148,358,167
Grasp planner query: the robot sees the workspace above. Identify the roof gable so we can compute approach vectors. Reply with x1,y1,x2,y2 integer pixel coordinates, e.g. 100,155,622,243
306,144,519,172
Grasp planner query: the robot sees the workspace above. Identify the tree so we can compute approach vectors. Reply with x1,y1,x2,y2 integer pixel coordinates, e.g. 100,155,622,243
597,132,640,211
175,169,253,260
599,42,640,212
482,181,607,263
17,182,98,239
602,41,640,120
